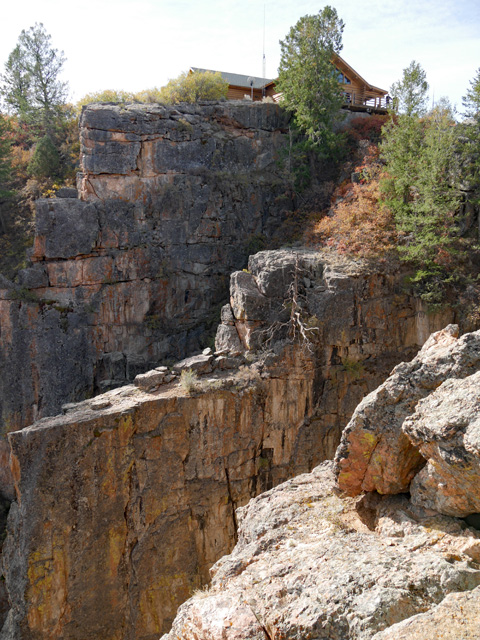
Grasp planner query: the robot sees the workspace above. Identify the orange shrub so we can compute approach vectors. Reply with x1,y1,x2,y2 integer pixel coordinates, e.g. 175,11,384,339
309,166,398,260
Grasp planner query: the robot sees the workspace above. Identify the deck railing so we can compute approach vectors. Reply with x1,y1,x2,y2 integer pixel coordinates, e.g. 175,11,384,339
343,92,392,111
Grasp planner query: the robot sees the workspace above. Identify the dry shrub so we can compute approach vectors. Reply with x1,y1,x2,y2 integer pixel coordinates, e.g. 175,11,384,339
308,148,399,261
347,115,390,144
312,179,398,259
180,369,199,393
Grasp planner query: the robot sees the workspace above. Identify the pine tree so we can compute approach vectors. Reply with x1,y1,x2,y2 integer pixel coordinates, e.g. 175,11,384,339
0,114,13,233
276,6,345,152
461,69,480,214
0,23,69,136
390,61,429,117
381,100,463,303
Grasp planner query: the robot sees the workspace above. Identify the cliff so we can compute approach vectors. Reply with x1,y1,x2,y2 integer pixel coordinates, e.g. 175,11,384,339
164,326,480,640
0,102,291,435
0,248,452,639
0,101,470,640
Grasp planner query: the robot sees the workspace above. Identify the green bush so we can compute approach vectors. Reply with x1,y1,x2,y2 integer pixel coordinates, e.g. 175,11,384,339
27,135,60,178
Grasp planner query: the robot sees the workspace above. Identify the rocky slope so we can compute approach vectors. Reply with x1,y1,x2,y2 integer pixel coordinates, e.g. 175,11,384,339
0,249,452,639
163,326,480,640
0,102,291,433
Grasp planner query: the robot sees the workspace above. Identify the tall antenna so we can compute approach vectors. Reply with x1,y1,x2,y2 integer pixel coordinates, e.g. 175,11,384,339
262,4,266,96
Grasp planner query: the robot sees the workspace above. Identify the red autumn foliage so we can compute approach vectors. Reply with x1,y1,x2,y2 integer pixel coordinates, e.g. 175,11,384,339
346,114,390,144
307,144,399,260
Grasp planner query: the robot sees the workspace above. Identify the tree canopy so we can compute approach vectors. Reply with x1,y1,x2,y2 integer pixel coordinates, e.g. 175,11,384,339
276,5,345,151
460,68,480,210
157,71,228,104
389,60,429,117
1,23,69,135
0,115,12,198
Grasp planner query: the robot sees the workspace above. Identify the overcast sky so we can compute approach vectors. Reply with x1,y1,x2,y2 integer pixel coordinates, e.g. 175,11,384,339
1,0,479,113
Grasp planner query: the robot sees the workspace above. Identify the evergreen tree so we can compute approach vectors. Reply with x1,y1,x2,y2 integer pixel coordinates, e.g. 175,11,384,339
461,69,480,213
0,46,31,118
0,115,12,196
27,134,60,178
390,60,429,117
0,114,13,233
276,6,345,152
463,68,480,122
381,99,463,303
0,23,69,136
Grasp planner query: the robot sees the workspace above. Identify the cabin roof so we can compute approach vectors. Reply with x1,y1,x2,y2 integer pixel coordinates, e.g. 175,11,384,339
191,54,388,98
190,67,274,90
333,53,388,96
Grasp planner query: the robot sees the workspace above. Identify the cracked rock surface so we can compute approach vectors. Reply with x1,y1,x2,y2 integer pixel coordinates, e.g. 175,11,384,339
162,462,480,640
0,102,292,434
334,325,480,498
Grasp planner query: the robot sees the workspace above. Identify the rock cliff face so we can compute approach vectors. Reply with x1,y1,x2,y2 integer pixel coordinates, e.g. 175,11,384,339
0,100,469,640
0,102,291,434
163,326,480,640
0,249,453,639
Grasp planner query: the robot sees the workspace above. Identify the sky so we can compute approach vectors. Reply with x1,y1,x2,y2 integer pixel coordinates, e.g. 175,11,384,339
1,0,479,113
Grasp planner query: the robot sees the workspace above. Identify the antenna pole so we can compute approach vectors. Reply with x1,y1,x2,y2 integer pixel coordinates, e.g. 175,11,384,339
262,4,266,96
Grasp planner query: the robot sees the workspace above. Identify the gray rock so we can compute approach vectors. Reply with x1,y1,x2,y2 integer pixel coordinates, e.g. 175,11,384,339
35,199,99,259
0,102,295,432
215,324,243,354
163,462,480,640
229,270,269,321
220,304,235,325
134,369,166,391
15,267,49,289
55,187,78,199
173,353,214,374
404,370,480,516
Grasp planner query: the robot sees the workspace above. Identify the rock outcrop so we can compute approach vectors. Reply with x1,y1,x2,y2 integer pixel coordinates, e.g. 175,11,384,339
335,325,480,512
0,250,453,639
163,326,480,640
406,371,480,516
0,100,470,639
0,102,292,433
163,463,480,640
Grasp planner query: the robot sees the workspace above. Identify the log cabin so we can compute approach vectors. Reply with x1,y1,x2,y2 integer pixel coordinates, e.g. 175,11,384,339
190,53,389,114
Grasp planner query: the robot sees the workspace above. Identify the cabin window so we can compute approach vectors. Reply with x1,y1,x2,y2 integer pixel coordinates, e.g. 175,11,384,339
335,68,351,85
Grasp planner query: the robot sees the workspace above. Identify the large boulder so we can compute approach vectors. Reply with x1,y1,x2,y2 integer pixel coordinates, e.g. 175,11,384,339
405,370,480,516
334,325,480,497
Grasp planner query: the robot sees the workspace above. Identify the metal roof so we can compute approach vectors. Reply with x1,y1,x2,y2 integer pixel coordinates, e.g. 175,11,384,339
190,67,274,90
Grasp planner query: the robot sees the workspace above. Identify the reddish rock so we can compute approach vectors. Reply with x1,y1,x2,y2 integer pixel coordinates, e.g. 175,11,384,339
334,325,480,496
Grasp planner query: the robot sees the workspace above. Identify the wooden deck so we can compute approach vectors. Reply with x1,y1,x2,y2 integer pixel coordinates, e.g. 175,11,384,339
342,92,391,114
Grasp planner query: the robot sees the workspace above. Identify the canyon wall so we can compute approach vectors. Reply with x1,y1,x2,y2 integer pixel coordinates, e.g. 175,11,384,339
0,102,291,433
0,249,453,639
163,326,480,640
